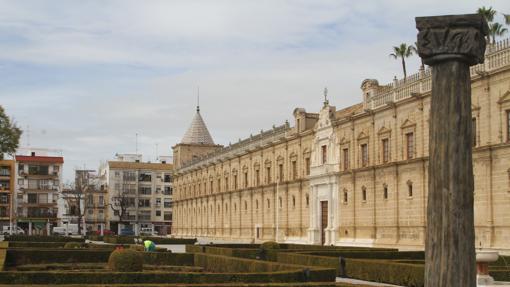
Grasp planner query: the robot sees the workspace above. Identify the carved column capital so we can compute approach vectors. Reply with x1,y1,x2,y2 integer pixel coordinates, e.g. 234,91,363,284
416,14,488,66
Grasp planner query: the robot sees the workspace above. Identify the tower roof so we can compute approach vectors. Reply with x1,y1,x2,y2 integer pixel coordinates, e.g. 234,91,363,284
181,108,215,145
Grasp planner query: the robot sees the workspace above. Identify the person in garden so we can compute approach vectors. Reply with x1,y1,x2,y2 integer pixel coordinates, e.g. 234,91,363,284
143,239,156,252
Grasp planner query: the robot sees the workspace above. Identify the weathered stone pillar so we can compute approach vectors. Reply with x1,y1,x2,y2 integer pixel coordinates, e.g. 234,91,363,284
415,14,488,287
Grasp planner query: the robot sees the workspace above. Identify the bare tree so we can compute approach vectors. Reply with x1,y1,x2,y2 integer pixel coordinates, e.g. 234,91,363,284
109,188,132,234
62,170,98,235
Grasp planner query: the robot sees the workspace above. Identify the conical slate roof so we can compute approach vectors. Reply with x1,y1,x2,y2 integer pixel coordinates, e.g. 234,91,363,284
181,108,215,145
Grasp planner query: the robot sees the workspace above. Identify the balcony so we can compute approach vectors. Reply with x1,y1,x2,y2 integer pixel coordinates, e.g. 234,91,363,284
22,209,58,219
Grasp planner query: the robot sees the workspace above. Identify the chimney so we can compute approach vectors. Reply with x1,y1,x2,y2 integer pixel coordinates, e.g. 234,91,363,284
31,152,35,156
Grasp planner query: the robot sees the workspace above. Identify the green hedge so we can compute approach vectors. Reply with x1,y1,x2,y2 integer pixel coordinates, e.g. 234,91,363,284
104,236,196,245
194,253,336,282
87,235,104,241
345,258,424,287
0,270,310,285
0,284,375,287
4,235,85,242
0,248,6,271
7,242,66,248
306,250,424,260
5,249,111,266
142,252,194,266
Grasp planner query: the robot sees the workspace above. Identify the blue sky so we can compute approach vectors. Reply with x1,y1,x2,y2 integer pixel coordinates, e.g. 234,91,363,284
1,0,509,182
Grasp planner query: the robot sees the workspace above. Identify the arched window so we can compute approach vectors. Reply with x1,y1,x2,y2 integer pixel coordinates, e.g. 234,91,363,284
343,190,348,203
267,198,270,209
407,181,413,197
306,194,309,207
383,184,388,199
362,186,367,201
255,200,259,210
292,196,296,208
244,201,248,211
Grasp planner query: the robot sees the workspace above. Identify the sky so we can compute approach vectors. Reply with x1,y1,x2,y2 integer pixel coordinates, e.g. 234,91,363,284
1,0,509,182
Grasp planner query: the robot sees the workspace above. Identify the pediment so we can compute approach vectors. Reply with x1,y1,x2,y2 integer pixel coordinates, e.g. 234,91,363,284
357,131,368,140
400,119,416,129
377,126,391,135
498,90,510,104
339,136,349,145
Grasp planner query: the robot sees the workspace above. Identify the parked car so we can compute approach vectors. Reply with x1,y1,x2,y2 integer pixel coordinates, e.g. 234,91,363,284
2,226,25,235
119,228,135,236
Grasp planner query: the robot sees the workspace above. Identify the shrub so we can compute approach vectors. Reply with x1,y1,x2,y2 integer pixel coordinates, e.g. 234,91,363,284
64,242,84,249
6,249,111,266
5,235,84,243
261,241,280,250
108,249,143,272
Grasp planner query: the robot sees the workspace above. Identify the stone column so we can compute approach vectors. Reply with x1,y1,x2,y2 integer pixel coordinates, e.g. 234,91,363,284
415,14,488,287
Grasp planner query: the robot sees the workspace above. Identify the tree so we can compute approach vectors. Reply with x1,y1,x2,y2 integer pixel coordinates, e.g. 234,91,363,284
0,106,22,160
504,13,510,25
109,188,132,234
477,6,496,22
389,43,414,81
488,22,508,44
62,170,98,235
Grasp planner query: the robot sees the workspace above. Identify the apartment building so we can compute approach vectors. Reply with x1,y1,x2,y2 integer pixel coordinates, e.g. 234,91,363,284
99,154,173,235
0,160,15,230
15,151,63,235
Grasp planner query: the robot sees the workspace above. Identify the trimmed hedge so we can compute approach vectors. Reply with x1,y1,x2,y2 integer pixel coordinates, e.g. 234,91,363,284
108,249,143,272
63,242,85,249
194,253,336,282
7,242,66,249
143,252,194,266
0,284,374,287
0,248,6,271
4,235,84,242
345,258,424,287
5,249,111,266
87,234,104,241
0,284,373,287
307,250,424,260
104,236,197,245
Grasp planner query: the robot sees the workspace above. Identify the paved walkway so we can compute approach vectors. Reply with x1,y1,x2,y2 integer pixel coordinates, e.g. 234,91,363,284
336,277,402,286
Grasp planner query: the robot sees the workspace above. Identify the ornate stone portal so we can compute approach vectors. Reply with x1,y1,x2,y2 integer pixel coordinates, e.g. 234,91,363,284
416,14,488,287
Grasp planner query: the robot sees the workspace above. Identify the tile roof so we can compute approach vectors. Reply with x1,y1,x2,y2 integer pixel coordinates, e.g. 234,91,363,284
16,155,64,164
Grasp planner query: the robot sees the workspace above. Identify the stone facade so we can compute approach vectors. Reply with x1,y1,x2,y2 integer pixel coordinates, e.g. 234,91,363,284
173,39,510,252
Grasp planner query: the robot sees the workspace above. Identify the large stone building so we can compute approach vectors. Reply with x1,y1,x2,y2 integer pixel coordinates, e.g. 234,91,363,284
99,154,174,235
172,39,510,252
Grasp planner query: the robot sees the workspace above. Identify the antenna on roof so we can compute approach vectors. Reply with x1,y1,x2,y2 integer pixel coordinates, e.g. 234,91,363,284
135,133,138,155
26,125,31,147
197,86,200,112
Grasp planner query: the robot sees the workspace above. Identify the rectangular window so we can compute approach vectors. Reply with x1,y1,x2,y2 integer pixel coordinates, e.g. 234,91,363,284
127,197,136,207
472,118,477,147
256,170,260,186
138,173,152,182
122,171,136,181
217,179,221,192
28,193,37,204
38,193,48,204
406,132,414,159
155,198,161,207
343,148,349,170
278,164,284,182
225,177,229,191
321,145,327,164
244,172,248,188
28,165,49,175
164,174,172,183
266,167,271,184
305,158,310,175
361,144,368,167
138,187,152,195
163,186,172,195
292,161,297,180
234,175,238,190
156,210,161,216
138,210,151,221
138,199,151,208
164,198,171,208
382,138,389,163
164,212,172,221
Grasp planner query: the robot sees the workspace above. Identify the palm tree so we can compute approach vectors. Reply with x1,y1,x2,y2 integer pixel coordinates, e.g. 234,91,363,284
503,13,510,25
477,6,496,22
389,44,414,81
489,22,508,44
